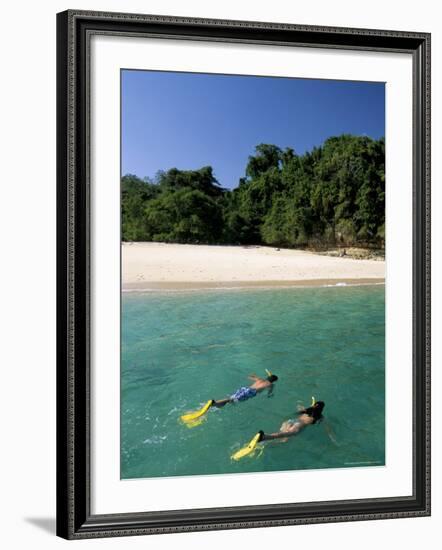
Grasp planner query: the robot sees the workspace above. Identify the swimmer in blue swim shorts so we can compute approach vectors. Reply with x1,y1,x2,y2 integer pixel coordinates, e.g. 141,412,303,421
212,373,278,408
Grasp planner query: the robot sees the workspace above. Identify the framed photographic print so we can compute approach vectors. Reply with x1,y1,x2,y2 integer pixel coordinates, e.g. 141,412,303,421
56,10,431,539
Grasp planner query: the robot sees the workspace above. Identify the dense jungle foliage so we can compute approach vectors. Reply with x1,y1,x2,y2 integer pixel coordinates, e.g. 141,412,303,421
122,134,385,248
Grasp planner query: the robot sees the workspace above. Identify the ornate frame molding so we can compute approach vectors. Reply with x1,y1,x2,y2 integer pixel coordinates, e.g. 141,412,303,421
56,10,430,539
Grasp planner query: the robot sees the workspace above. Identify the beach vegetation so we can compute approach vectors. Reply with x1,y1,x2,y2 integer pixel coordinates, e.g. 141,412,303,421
121,134,385,249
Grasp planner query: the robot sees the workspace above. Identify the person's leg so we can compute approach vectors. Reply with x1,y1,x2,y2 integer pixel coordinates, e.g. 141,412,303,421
212,397,232,408
262,430,297,442
214,386,244,407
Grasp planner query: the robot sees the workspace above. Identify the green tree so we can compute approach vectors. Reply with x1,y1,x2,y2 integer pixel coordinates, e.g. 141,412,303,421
121,174,159,240
121,134,385,249
144,188,223,243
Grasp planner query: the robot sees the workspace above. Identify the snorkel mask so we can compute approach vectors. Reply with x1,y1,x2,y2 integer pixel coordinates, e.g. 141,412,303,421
265,369,278,382
310,397,325,419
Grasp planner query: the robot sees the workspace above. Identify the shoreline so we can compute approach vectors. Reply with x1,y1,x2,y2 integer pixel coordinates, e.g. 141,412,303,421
122,242,385,291
123,278,385,292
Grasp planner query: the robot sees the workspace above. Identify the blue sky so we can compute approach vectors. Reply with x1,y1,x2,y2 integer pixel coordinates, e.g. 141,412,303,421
122,70,385,189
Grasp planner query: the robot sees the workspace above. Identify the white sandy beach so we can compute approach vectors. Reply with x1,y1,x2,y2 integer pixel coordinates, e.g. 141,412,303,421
122,242,385,290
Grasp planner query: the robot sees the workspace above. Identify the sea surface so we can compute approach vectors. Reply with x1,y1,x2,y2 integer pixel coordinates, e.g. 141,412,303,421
121,285,385,479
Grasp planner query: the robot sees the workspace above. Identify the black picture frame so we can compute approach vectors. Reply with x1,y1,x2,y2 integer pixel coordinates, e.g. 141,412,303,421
56,9,431,540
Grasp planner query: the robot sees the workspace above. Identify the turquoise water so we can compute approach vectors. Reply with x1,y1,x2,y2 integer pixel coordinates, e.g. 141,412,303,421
121,285,385,479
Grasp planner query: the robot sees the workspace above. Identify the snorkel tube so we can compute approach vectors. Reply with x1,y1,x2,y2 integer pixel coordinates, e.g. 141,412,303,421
265,369,279,384
296,396,318,418
265,369,278,382
309,397,325,423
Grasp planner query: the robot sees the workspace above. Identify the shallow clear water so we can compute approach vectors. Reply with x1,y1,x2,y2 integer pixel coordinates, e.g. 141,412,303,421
121,285,385,479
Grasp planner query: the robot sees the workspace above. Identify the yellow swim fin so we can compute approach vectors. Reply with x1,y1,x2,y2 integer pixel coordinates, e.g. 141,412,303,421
231,432,263,461
183,416,207,429
180,400,214,423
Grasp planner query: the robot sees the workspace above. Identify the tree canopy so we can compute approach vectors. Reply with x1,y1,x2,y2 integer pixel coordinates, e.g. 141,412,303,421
121,134,385,248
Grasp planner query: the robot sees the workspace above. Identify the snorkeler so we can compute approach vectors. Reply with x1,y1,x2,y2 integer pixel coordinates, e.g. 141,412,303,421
212,372,278,408
180,370,278,425
231,399,328,460
260,400,325,441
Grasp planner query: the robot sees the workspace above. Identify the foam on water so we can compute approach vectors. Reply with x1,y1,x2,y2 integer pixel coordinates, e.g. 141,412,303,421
122,281,385,293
